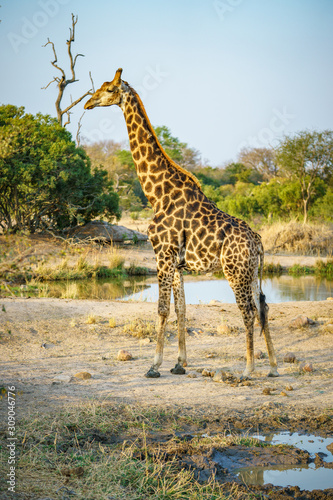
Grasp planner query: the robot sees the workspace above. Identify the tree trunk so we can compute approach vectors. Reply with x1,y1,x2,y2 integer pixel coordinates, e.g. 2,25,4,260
303,198,308,224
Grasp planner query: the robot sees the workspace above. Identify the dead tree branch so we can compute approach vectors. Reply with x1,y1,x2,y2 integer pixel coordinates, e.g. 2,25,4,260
42,13,93,127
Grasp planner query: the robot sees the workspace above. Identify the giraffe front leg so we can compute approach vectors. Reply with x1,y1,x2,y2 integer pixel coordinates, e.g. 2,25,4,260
145,260,174,378
145,313,168,378
170,268,186,375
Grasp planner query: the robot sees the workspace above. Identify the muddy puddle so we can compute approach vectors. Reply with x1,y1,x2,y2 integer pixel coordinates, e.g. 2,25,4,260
234,433,333,491
144,430,333,497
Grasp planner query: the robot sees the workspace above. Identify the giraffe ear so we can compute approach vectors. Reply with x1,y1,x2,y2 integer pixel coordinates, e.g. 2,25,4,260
113,68,123,85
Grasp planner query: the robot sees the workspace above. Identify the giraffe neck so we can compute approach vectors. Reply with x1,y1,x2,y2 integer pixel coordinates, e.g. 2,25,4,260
120,87,200,208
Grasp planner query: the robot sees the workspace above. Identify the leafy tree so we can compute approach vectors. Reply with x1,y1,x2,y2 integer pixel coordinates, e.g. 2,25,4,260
84,126,201,211
195,166,223,188
155,125,201,170
0,105,120,233
311,188,333,221
116,150,148,210
276,130,333,223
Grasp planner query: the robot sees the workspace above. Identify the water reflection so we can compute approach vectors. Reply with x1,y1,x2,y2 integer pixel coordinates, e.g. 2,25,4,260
122,275,333,304
237,464,333,491
35,277,150,301
27,275,332,303
263,275,333,303
236,433,333,491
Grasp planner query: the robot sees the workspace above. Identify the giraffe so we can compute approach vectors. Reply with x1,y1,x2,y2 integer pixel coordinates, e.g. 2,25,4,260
84,68,279,379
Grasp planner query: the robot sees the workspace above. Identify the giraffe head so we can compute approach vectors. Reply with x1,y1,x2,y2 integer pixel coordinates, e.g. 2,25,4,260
84,68,126,110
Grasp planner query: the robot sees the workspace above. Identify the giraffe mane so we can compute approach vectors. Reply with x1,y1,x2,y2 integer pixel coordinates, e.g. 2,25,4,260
125,82,202,190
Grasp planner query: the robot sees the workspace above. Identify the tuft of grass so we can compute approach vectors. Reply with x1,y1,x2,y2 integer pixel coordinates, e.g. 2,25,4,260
108,244,125,270
262,262,283,275
315,258,333,279
260,220,333,256
85,314,97,324
288,264,313,276
123,317,155,339
109,317,116,328
127,263,149,276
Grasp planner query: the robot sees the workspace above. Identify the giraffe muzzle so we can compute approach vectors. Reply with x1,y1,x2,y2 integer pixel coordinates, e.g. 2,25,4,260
84,98,98,110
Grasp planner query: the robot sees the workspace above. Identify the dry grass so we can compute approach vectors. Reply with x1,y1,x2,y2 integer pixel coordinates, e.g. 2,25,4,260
109,317,116,328
108,243,125,269
0,402,262,500
85,313,97,324
260,221,333,256
123,317,156,339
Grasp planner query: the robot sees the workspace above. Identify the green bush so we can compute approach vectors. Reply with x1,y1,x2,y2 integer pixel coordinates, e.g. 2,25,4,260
0,105,120,233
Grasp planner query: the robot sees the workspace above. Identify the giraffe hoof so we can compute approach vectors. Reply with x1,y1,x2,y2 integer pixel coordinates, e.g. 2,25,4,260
145,368,160,378
267,370,279,378
170,364,186,375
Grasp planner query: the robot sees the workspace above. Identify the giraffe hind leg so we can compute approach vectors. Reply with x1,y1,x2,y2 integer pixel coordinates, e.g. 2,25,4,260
230,284,256,378
251,278,279,377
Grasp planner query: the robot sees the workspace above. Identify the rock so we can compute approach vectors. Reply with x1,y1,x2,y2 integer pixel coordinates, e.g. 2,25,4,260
187,372,198,378
254,350,264,359
212,370,226,383
323,324,333,333
263,388,272,395
117,350,133,361
68,220,148,243
280,391,288,397
206,353,217,359
202,368,214,377
283,352,297,363
327,297,333,301
209,300,222,306
217,324,232,335
290,315,314,329
74,372,92,380
327,442,333,453
300,362,314,373
285,384,294,391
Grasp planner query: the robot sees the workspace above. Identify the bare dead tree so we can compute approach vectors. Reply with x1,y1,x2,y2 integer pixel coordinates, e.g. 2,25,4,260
42,13,94,127
76,111,85,146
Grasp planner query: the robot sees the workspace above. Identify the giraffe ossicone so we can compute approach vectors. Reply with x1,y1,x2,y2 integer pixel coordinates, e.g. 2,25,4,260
84,68,279,379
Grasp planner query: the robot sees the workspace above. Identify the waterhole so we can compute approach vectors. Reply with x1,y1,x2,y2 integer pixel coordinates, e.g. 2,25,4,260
235,433,333,491
123,275,333,304
26,274,333,302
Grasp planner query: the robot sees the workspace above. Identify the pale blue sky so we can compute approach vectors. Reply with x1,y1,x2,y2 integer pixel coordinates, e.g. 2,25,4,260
1,0,332,165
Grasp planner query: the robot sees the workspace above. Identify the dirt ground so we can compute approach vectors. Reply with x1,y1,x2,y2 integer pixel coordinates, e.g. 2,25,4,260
1,294,332,426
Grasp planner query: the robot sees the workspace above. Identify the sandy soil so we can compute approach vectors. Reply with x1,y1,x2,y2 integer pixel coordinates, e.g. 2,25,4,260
1,295,332,425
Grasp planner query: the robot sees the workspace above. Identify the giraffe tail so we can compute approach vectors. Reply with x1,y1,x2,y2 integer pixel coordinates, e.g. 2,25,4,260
258,238,267,336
